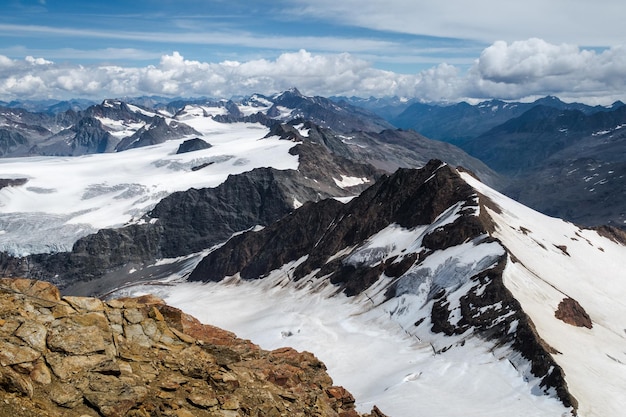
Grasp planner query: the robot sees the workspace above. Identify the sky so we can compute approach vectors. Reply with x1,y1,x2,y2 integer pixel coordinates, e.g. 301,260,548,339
1,0,625,104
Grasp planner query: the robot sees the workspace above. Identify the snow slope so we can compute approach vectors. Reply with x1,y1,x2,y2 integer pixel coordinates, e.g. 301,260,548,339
110,168,626,417
0,119,298,255
111,171,592,416
461,172,626,417
115,263,569,417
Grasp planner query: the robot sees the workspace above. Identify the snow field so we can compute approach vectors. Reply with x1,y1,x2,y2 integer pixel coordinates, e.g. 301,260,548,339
122,266,569,417
461,171,626,417
0,117,299,255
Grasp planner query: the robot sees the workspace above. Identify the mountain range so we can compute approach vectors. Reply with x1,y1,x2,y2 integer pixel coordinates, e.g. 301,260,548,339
337,95,626,229
344,95,624,145
0,89,625,416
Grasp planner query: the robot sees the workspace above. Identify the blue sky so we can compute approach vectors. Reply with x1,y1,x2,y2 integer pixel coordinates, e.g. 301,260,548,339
1,0,484,72
1,0,626,103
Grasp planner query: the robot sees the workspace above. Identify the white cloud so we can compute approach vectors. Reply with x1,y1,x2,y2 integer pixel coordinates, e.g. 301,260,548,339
476,39,592,83
1,40,626,104
24,56,53,65
465,39,626,103
0,55,13,68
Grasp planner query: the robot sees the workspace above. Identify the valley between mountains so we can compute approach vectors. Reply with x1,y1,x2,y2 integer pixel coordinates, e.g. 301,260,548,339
0,90,625,417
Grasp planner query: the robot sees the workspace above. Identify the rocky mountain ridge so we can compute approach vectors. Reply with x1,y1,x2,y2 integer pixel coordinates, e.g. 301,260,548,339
385,95,624,144
0,130,381,291
187,160,577,411
0,115,501,291
0,277,387,417
354,94,626,229
0,89,392,158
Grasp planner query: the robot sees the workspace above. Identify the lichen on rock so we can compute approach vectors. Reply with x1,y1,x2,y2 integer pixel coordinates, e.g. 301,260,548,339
0,278,387,417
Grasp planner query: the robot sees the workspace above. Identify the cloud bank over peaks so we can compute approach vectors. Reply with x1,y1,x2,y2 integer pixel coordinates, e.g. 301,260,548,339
1,39,625,105
467,39,626,103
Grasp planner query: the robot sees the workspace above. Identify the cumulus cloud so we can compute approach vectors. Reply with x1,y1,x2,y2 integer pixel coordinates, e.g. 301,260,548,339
476,39,592,83
1,39,626,104
24,56,53,66
466,39,626,103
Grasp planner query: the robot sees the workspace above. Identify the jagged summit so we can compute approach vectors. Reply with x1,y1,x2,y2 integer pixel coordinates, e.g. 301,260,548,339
186,163,574,408
0,89,393,158
272,87,304,100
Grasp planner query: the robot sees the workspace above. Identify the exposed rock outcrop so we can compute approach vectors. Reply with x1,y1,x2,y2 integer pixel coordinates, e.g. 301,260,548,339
176,138,212,154
0,278,386,417
0,130,30,156
115,117,200,151
555,297,593,329
0,135,380,291
188,161,577,411
189,160,478,287
0,178,28,189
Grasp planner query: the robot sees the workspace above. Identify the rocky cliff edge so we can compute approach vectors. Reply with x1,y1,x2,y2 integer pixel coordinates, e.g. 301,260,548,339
0,278,387,417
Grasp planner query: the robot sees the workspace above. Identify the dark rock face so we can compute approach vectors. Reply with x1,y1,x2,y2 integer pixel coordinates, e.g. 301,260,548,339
594,225,626,244
280,122,504,188
428,255,576,409
0,106,70,157
175,137,212,154
189,160,475,285
115,117,200,151
150,168,296,258
62,117,116,154
71,117,116,153
34,117,117,156
189,197,344,282
18,223,164,286
212,111,277,126
0,178,28,190
0,130,30,156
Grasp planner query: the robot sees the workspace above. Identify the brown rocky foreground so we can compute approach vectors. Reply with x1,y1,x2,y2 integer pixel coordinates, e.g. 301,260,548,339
0,278,388,417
